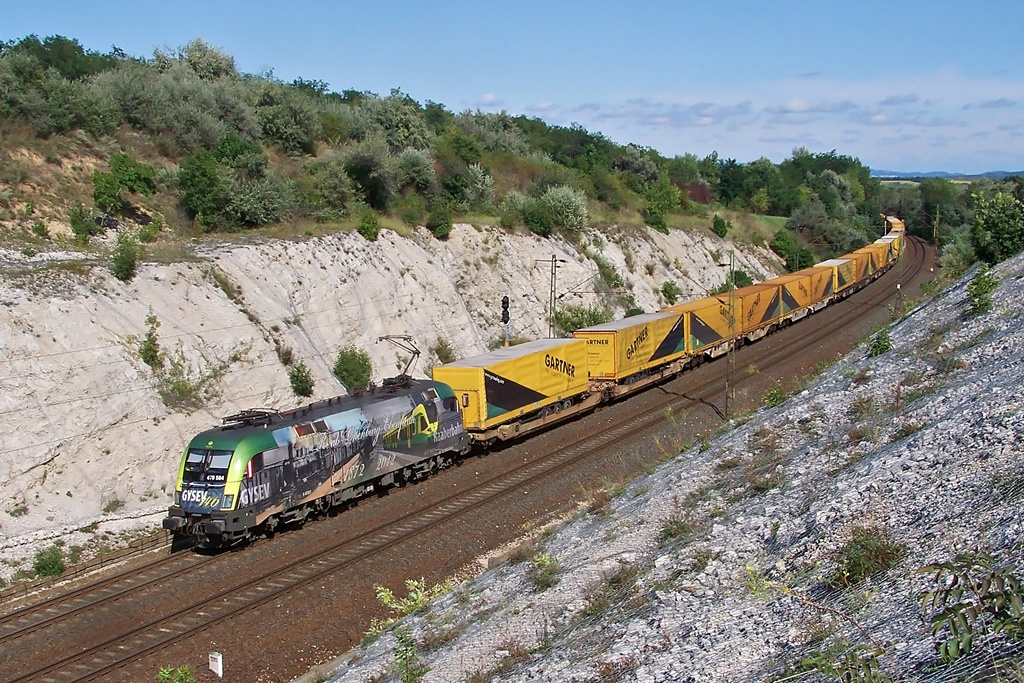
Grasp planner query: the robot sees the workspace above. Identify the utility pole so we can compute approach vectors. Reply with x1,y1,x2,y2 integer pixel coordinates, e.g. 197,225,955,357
725,250,735,420
536,255,566,338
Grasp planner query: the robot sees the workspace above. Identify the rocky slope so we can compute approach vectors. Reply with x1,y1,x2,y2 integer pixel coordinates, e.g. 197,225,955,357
305,255,1024,682
0,221,779,579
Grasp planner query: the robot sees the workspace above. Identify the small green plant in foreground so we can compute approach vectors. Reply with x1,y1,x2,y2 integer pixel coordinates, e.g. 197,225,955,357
762,382,786,408
918,552,1024,663
369,577,455,635
32,543,66,577
394,625,428,682
528,551,561,591
828,526,905,588
156,665,197,683
868,329,893,357
794,641,892,683
965,263,999,317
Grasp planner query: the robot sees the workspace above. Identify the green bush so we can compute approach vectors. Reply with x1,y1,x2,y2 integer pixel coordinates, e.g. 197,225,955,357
540,185,588,235
138,216,162,243
762,382,786,408
661,281,682,305
970,190,1024,264
358,208,380,241
177,150,228,225
918,552,1024,663
33,543,65,577
31,220,48,238
395,191,427,227
156,665,198,683
868,329,893,357
711,214,729,237
425,204,452,239
222,174,294,227
69,202,100,244
139,311,162,369
333,346,372,390
828,526,905,588
554,303,612,335
431,336,457,365
110,230,139,282
965,263,998,316
254,83,321,155
289,361,314,397
528,552,561,591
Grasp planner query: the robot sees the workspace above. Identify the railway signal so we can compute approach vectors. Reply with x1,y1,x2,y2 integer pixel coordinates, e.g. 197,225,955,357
501,295,510,324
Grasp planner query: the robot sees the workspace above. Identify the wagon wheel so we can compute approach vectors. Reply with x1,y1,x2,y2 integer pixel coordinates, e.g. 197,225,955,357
264,514,279,538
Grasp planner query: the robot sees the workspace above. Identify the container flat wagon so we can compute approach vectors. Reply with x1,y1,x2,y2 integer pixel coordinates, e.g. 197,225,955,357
431,338,597,443
573,312,691,398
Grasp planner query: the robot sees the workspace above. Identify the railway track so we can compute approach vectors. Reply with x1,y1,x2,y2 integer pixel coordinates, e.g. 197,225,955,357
0,235,930,682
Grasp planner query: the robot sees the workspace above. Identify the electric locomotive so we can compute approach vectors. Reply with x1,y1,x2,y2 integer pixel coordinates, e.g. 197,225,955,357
163,377,470,548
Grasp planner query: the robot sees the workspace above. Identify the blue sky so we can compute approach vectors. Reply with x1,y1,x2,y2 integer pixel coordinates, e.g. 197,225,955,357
5,0,1024,174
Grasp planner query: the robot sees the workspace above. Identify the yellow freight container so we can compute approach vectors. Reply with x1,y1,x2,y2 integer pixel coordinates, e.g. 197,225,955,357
791,265,836,302
431,338,590,431
815,258,859,292
854,242,890,275
841,251,871,285
573,312,686,381
883,215,906,233
662,295,740,353
773,272,819,313
878,233,903,258
733,283,782,335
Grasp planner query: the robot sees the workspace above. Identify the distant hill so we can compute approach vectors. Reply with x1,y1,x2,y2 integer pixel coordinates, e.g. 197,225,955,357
871,169,1024,181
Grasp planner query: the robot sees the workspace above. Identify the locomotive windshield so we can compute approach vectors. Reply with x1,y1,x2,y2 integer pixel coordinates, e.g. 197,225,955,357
183,448,233,483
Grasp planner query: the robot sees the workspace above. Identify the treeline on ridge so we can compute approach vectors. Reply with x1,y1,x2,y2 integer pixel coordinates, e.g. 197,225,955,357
2,34,1023,278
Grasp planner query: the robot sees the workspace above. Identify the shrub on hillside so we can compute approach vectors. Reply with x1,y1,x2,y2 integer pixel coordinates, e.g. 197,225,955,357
397,147,437,193
93,153,156,214
540,185,588,235
289,361,314,397
69,202,101,244
110,230,140,282
222,174,294,227
554,303,612,336
32,543,65,577
425,203,452,239
711,214,729,237
358,208,380,241
965,263,998,317
254,83,321,155
177,150,228,225
333,346,372,391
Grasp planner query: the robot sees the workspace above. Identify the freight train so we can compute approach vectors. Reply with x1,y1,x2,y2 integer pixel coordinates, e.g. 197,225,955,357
164,217,905,547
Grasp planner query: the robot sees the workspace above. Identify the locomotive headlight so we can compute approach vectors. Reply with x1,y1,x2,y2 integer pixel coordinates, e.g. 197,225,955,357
174,490,180,505
221,495,234,510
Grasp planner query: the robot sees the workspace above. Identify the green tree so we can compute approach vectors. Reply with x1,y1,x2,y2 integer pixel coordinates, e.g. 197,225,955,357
970,191,1024,263
289,361,314,397
333,346,372,391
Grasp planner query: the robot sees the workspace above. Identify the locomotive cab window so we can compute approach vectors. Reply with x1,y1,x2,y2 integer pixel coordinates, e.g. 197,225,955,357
183,449,234,483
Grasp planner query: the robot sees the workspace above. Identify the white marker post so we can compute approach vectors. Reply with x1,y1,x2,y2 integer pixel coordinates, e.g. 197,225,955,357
209,651,224,678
